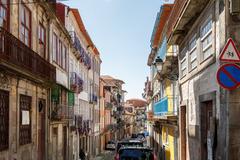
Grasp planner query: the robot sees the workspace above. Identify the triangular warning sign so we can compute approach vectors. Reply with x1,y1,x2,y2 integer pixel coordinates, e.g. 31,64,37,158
219,38,240,62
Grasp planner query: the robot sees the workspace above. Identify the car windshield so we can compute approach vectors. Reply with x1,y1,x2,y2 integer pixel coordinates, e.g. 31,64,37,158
117,142,143,151
119,149,154,160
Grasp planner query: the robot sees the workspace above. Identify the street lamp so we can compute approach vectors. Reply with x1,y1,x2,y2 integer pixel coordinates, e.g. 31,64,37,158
154,56,163,72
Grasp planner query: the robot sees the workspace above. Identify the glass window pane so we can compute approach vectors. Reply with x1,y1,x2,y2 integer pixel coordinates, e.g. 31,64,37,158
203,47,213,60
201,19,212,38
190,49,197,62
189,36,196,51
190,59,197,70
21,6,24,23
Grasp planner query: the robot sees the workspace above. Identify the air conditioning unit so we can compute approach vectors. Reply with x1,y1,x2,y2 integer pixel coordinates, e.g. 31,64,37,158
230,0,240,15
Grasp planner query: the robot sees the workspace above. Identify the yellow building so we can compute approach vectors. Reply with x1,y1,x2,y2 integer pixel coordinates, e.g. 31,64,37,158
147,4,179,160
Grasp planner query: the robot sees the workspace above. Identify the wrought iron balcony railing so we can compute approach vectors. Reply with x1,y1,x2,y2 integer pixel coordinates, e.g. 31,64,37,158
153,96,178,117
0,27,56,83
70,72,83,93
69,31,91,70
105,102,113,109
51,104,74,121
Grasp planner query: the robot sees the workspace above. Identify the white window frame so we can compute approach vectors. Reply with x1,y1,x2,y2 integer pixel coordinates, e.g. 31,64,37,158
200,16,213,60
189,34,197,70
180,57,187,77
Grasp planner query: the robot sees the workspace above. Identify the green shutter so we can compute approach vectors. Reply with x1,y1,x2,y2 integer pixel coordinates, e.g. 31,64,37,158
68,92,75,106
51,85,60,103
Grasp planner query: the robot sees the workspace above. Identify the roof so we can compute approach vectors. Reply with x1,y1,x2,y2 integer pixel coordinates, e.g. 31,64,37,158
148,4,173,66
150,4,173,48
101,75,125,84
126,99,147,108
70,8,100,56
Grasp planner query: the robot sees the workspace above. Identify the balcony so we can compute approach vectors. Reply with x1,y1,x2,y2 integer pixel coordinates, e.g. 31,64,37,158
154,96,178,118
70,72,83,93
51,104,74,121
0,27,56,83
89,93,98,104
105,102,113,109
69,31,91,70
167,0,209,44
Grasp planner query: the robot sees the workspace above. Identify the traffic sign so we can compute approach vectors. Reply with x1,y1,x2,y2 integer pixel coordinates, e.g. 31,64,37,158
216,63,240,90
219,38,240,62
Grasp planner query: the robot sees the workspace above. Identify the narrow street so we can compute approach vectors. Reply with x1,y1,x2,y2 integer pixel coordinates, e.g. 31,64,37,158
1,0,240,160
94,151,114,160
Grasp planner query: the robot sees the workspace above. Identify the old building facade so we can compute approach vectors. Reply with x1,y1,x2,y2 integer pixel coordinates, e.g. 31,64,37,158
145,3,179,160
0,1,101,160
0,0,56,160
167,0,240,159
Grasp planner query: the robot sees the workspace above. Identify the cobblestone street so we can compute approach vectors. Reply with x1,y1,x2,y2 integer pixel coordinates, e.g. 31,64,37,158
94,151,114,160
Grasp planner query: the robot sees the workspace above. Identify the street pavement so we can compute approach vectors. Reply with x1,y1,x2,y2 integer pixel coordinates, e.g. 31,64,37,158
93,151,114,160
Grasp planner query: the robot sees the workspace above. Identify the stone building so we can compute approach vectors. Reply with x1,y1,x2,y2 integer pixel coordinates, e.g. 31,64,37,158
167,0,240,159
0,1,101,160
145,3,179,160
0,0,56,160
53,3,101,159
100,75,126,141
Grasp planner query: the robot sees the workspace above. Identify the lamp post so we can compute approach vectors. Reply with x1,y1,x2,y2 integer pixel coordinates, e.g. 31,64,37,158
154,56,163,72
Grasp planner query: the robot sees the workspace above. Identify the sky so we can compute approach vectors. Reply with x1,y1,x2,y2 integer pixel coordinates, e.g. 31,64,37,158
63,0,162,100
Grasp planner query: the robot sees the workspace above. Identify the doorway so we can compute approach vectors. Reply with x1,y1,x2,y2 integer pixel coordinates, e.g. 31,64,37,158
38,99,46,160
63,126,67,160
201,101,213,160
52,127,58,160
180,105,186,160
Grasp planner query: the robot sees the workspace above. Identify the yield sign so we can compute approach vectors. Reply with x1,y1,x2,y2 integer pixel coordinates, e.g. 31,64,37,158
219,38,240,62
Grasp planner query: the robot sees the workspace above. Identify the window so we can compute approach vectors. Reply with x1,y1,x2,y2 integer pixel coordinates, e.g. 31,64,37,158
20,5,31,46
62,44,67,69
52,33,57,62
0,0,7,29
181,58,187,77
200,18,213,60
58,40,62,66
38,24,45,58
0,90,9,151
189,35,197,70
69,59,73,73
180,47,187,77
19,95,31,145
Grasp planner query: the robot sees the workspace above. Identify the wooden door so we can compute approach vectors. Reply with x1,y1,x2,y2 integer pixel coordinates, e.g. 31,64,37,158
38,99,46,160
180,106,186,160
63,126,67,160
0,90,9,151
52,127,58,160
201,101,213,160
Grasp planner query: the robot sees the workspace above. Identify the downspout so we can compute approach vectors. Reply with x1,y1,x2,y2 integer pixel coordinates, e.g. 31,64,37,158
15,78,20,154
46,15,51,160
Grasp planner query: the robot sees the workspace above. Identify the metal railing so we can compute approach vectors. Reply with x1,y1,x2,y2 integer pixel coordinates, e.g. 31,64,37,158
0,27,56,82
51,104,74,120
154,96,178,116
70,72,83,93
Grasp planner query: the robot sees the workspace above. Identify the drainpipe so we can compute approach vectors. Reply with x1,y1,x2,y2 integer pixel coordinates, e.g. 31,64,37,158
15,78,20,155
46,15,51,160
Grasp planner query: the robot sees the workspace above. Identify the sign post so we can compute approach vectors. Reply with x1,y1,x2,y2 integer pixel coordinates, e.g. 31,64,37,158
217,38,240,90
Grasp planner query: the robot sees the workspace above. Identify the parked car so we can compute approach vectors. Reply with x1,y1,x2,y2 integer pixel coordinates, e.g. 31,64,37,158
105,140,116,150
115,146,157,160
136,133,146,142
131,133,138,139
114,139,144,159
